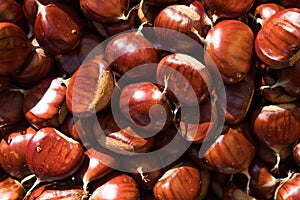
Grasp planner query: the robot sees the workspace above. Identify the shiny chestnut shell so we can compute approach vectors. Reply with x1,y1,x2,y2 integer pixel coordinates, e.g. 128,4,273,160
202,0,254,19
274,173,300,200
252,103,300,151
157,53,212,106
255,8,300,68
204,124,256,174
204,20,254,84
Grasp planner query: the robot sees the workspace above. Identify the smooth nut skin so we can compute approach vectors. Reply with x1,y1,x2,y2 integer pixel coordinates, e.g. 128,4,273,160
202,0,254,19
0,22,33,75
248,159,279,199
28,181,85,200
0,127,36,179
293,143,300,167
23,77,68,129
0,176,25,200
26,127,85,182
254,3,285,22
80,0,129,23
119,82,173,133
157,53,212,106
153,162,201,200
66,57,114,118
34,3,82,55
204,124,256,174
204,20,254,84
90,173,140,200
154,4,202,52
252,103,300,150
274,173,300,200
255,8,300,68
105,32,159,79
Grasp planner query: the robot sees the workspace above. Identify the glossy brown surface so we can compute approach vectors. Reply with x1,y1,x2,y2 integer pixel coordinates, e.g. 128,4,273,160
153,162,201,200
255,8,300,68
204,20,254,84
26,127,84,182
275,173,300,200
119,82,173,133
0,176,25,200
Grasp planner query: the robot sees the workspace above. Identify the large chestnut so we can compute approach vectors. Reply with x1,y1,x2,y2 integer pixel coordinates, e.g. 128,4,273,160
0,0,26,30
105,31,159,80
204,20,254,84
274,173,300,200
153,162,201,200
0,22,33,75
118,82,173,133
255,8,300,68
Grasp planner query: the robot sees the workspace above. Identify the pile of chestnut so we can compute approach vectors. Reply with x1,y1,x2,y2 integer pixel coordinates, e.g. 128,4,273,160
0,0,300,199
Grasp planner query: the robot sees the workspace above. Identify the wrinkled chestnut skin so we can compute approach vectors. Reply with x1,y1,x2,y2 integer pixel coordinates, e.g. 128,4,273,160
0,0,26,30
80,0,130,23
255,8,300,68
252,103,300,151
154,4,202,52
29,181,85,200
0,176,25,200
153,162,201,200
26,127,85,182
89,173,140,200
204,124,256,174
119,82,173,133
202,0,254,19
66,57,114,118
204,20,254,84
0,22,33,75
0,127,36,179
157,53,212,106
105,31,159,79
34,3,82,55
23,77,68,129
275,173,300,200
248,159,279,199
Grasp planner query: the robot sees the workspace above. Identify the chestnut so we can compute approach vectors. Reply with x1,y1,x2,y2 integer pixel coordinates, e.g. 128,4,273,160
157,53,212,106
154,4,203,52
0,0,26,30
0,127,36,179
293,143,300,167
34,2,82,55
0,22,33,75
104,30,159,80
80,0,130,23
66,56,114,118
202,0,254,20
0,176,25,199
118,82,173,134
204,20,254,84
255,8,300,68
153,162,201,200
274,173,300,200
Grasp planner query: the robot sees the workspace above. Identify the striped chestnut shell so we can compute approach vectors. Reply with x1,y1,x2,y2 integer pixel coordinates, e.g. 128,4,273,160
204,124,256,174
255,8,300,68
202,0,254,19
274,173,300,200
204,20,254,84
252,103,300,151
153,162,201,200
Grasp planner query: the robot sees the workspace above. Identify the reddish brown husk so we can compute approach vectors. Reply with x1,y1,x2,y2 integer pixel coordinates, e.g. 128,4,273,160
204,124,256,174
153,162,201,200
274,173,300,200
204,20,254,84
26,127,84,182
28,181,85,200
0,22,33,75
34,3,82,55
0,127,36,179
255,8,300,68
